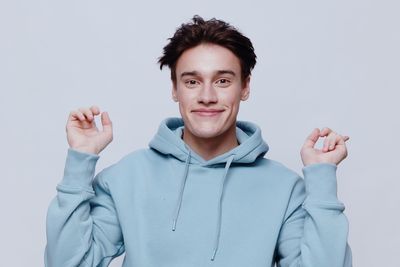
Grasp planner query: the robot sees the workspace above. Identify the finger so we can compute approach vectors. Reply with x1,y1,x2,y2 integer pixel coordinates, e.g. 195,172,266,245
337,135,350,145
69,110,86,122
319,127,332,137
327,133,350,151
101,111,113,133
90,105,100,116
323,131,338,152
79,107,95,121
302,128,320,149
329,134,343,151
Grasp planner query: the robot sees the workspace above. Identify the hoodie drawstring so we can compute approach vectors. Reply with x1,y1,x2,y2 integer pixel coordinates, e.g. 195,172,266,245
211,154,235,261
171,150,235,262
172,149,192,231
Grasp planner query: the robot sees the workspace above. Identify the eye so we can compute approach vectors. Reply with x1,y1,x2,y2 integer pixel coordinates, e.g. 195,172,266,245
216,78,231,87
184,79,199,88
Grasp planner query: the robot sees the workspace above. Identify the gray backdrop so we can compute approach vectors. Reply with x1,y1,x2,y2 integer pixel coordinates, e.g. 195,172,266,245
1,0,398,266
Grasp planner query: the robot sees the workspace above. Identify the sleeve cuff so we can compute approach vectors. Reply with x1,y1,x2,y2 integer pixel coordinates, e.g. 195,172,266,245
60,148,100,188
302,162,339,202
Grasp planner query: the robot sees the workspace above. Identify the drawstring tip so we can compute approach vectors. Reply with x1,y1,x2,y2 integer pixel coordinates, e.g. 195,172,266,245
172,220,177,231
211,249,217,261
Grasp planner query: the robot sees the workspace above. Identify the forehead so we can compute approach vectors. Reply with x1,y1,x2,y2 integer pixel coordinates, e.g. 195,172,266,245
175,44,241,76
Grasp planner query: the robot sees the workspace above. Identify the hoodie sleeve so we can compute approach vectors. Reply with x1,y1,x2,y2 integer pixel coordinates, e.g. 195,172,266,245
276,163,352,267
45,149,125,267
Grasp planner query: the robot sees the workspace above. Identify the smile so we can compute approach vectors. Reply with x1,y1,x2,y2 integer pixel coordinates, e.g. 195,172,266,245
192,109,224,117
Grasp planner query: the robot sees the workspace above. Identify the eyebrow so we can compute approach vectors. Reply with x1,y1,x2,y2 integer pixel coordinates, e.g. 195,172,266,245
180,70,236,79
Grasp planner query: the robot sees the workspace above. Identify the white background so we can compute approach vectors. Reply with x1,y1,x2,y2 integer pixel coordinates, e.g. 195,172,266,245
1,0,399,266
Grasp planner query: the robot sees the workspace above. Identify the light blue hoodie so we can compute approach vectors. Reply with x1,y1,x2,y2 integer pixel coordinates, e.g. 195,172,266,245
45,117,352,266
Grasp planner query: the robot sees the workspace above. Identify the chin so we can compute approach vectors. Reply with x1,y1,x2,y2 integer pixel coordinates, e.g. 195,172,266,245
186,119,234,140
182,111,236,139
186,124,222,139
193,130,222,139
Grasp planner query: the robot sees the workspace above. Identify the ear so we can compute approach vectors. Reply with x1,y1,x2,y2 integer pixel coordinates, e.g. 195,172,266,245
172,83,178,102
240,76,251,101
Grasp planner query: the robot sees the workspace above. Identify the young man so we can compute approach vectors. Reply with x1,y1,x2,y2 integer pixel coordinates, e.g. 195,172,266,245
45,16,352,266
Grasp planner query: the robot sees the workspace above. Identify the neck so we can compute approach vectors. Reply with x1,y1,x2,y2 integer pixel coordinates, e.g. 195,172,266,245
182,122,239,161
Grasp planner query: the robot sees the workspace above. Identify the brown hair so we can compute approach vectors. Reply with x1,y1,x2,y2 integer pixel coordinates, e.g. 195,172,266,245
158,15,257,83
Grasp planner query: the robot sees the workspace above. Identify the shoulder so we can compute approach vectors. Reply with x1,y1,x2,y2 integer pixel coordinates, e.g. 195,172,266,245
94,148,154,186
116,148,155,166
256,158,306,206
257,157,302,180
252,157,305,191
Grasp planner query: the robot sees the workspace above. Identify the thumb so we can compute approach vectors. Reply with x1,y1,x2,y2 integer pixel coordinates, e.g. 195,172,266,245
302,128,320,149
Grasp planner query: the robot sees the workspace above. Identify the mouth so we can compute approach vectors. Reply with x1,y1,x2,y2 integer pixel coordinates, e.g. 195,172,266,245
191,109,225,117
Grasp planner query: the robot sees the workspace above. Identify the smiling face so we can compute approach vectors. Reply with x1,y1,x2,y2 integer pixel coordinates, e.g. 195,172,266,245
172,43,250,140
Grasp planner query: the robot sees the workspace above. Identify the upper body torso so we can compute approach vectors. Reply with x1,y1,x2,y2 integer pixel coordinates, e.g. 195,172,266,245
45,117,352,267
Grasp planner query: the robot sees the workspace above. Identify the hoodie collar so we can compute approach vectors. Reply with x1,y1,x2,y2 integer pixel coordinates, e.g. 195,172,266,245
149,117,269,166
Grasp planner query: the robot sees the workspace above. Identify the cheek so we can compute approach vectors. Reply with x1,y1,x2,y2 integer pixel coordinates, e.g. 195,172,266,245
221,90,242,105
178,94,189,106
178,95,193,114
177,92,195,109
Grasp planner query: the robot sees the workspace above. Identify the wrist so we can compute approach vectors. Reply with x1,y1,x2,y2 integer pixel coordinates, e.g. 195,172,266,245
70,145,100,155
303,160,338,167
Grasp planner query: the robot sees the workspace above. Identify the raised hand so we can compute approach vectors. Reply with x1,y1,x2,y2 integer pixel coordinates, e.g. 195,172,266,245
66,105,113,155
300,127,349,166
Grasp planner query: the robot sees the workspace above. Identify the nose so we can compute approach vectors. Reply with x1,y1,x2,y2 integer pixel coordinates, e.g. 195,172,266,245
198,82,218,104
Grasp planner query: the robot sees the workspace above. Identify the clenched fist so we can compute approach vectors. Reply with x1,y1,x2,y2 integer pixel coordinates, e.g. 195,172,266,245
66,105,113,155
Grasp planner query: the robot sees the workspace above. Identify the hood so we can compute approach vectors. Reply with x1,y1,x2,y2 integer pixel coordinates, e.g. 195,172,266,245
149,117,269,166
148,117,269,261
